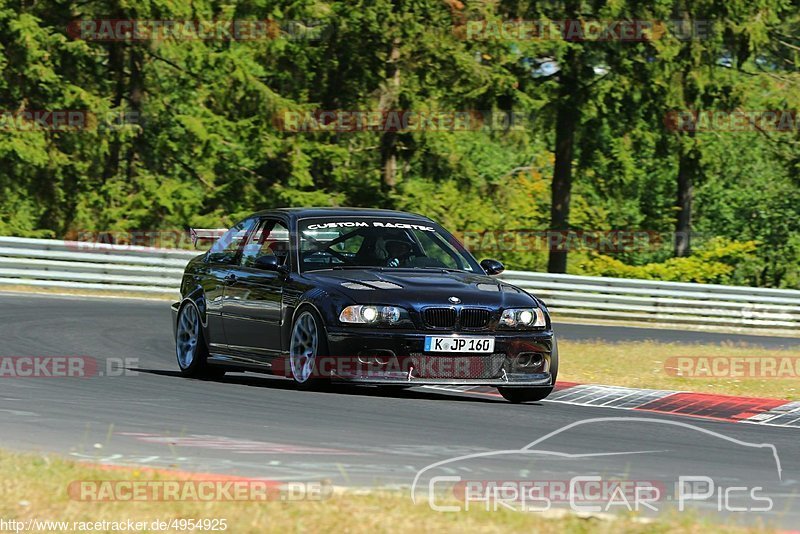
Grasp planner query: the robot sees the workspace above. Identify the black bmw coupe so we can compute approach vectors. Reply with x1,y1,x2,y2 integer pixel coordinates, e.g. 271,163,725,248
172,208,558,403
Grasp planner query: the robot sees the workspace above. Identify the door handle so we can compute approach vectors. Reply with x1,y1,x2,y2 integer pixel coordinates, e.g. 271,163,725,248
223,273,238,285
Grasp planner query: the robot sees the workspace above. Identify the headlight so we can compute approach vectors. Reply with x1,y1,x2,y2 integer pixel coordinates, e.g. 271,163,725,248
499,308,546,329
339,305,405,324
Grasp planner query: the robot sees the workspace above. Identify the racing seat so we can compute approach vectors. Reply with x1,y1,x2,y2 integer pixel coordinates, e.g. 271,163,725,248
269,240,289,265
354,237,385,266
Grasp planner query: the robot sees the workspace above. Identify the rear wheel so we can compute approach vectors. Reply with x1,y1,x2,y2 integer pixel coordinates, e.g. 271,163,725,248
176,302,225,379
498,337,559,403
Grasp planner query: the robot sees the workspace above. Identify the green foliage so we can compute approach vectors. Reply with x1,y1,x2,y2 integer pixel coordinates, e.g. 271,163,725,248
577,239,759,284
0,0,798,287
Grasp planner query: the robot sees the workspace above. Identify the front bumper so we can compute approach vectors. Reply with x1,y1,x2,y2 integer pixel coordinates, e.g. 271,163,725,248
324,328,555,387
338,374,553,387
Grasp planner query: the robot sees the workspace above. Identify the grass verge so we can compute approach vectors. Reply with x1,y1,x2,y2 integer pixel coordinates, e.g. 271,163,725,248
0,284,174,301
0,450,777,533
559,340,800,400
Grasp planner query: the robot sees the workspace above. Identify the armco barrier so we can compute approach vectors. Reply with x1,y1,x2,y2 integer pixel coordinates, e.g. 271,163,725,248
0,236,193,294
1,236,799,330
500,270,800,329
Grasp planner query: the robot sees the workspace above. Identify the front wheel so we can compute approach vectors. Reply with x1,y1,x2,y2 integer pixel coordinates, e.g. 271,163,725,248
176,302,225,379
289,309,328,388
498,337,559,404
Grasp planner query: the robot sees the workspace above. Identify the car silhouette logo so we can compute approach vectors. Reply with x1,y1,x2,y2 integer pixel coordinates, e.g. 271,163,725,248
448,296,461,304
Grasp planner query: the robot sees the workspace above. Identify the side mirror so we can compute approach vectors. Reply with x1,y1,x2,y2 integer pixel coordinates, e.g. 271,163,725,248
480,259,505,276
254,255,289,274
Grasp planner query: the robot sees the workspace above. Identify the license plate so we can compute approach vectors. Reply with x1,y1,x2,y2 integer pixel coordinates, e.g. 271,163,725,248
424,336,495,353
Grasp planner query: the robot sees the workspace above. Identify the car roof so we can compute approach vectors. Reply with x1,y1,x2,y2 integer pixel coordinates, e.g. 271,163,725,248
251,207,435,222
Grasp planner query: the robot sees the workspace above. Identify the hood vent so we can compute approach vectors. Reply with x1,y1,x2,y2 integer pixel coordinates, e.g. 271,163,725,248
341,282,375,290
363,280,403,289
476,283,500,292
341,280,403,290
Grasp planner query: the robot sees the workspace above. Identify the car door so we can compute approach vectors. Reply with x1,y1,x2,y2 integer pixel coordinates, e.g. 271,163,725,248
201,218,259,353
221,218,289,362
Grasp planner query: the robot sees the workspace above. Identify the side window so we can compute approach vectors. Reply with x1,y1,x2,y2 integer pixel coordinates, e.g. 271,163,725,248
208,218,257,264
240,220,290,268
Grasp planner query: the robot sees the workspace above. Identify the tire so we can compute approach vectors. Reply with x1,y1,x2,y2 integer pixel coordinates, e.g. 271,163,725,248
498,336,559,404
176,302,225,379
383,385,412,391
288,308,329,388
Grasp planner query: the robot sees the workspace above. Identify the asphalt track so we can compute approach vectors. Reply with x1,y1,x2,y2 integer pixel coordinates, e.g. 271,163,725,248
0,292,798,528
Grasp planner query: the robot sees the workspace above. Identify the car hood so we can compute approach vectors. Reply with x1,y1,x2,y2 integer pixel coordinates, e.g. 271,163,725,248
304,268,539,309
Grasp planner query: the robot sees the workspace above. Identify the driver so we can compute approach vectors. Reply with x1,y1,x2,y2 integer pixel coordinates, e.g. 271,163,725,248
385,239,413,267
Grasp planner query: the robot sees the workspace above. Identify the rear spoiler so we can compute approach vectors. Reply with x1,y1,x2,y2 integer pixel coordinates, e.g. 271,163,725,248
190,228,227,248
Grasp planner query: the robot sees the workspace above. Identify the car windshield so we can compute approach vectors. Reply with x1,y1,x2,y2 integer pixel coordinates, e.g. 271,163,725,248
298,217,479,273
